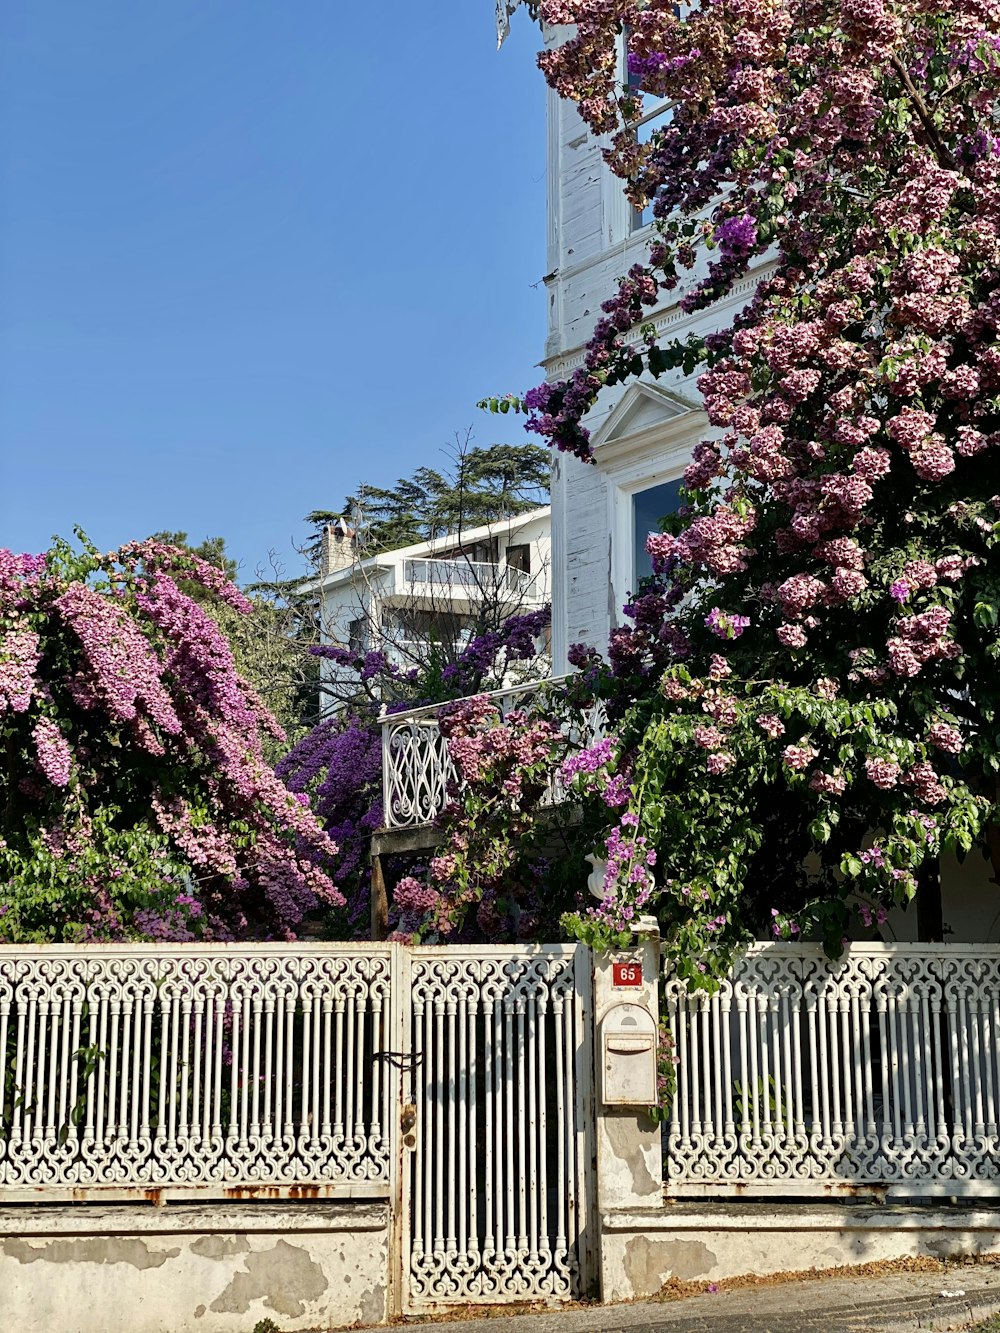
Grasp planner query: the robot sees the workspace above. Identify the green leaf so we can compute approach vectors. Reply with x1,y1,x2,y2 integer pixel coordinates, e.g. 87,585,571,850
809,818,832,845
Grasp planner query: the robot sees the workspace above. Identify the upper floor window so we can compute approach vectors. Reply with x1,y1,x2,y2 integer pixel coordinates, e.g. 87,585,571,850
348,618,367,656
633,479,683,582
506,543,531,575
629,100,674,232
624,19,681,231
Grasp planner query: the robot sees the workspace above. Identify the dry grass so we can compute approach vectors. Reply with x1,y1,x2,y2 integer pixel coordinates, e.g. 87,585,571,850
650,1251,957,1302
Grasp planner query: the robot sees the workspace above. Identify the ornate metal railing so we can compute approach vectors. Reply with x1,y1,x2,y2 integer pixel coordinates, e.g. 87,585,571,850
0,944,395,1201
664,943,1000,1199
380,677,602,831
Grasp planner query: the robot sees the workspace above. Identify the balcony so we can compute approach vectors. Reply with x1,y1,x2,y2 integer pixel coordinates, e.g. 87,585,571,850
401,558,538,601
380,677,602,832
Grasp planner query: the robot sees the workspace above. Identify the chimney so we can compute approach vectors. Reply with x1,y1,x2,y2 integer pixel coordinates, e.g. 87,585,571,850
320,518,357,576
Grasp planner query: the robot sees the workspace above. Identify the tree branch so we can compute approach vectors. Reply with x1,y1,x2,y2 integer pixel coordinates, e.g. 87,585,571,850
887,53,957,172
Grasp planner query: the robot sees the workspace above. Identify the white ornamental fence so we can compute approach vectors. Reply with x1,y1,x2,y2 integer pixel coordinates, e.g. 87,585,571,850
0,942,595,1309
0,945,396,1202
381,676,602,831
664,944,1000,1199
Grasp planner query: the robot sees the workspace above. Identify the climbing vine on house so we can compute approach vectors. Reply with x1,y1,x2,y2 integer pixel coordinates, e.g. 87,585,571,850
457,0,1000,978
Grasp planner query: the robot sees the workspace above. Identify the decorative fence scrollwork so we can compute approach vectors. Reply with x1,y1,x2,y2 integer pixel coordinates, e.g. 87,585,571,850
664,943,1000,1198
0,945,394,1199
402,945,594,1307
381,676,605,830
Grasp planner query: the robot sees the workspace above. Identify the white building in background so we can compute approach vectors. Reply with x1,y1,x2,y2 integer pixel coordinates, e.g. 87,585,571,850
315,507,551,703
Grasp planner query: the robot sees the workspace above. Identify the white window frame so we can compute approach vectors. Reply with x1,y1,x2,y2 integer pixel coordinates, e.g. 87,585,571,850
598,411,706,616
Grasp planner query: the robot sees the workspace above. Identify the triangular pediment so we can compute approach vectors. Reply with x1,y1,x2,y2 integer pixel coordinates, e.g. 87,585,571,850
593,382,698,449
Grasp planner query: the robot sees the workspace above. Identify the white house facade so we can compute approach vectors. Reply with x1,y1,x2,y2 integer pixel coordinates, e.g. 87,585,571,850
315,507,551,703
540,23,777,672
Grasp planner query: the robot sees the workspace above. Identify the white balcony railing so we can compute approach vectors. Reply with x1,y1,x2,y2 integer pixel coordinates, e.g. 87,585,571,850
381,677,601,831
402,558,534,599
665,943,1000,1199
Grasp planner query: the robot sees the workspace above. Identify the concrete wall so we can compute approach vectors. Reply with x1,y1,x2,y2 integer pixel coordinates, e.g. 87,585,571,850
600,1202,1000,1301
0,1201,389,1333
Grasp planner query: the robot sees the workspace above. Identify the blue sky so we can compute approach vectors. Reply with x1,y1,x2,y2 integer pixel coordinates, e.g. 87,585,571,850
0,2,548,581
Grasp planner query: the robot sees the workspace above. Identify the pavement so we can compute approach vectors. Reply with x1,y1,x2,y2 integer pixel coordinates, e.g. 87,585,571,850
340,1261,1000,1333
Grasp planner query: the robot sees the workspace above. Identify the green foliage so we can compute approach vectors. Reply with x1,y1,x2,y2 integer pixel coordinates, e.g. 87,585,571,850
0,808,195,943
303,442,550,557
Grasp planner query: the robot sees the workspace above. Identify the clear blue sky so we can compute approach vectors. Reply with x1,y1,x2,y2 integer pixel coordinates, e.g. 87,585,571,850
0,2,547,581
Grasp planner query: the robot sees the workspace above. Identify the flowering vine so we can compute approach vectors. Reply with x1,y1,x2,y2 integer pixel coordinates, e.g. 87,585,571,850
465,0,1000,976
276,606,554,940
0,534,342,942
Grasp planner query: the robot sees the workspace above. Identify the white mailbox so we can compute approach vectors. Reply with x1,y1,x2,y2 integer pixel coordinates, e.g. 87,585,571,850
600,1002,657,1107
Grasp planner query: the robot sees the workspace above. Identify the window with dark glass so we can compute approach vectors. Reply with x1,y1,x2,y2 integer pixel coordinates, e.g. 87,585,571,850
348,618,366,656
506,544,531,574
632,479,683,583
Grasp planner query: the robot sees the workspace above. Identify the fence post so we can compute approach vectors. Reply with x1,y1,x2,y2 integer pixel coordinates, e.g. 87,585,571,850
592,917,662,1298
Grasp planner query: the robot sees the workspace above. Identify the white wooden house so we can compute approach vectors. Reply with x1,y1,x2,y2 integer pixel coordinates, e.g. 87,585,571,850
315,507,551,705
539,16,761,672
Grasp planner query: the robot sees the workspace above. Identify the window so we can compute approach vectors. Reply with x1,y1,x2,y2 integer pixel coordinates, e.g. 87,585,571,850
506,544,531,575
629,101,675,232
624,20,679,232
633,479,683,583
348,618,366,656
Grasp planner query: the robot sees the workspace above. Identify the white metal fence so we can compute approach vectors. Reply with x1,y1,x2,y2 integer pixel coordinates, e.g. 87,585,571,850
664,944,1000,1198
401,945,595,1306
381,676,602,831
0,945,395,1201
0,941,596,1309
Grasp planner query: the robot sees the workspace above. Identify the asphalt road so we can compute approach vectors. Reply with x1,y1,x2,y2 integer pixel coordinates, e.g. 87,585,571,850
342,1264,1000,1333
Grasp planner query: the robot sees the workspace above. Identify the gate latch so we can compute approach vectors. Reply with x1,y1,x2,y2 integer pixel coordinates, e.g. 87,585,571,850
400,1102,417,1150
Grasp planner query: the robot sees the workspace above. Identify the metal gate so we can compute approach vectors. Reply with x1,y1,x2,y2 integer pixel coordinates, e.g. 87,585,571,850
397,944,596,1311
0,942,596,1313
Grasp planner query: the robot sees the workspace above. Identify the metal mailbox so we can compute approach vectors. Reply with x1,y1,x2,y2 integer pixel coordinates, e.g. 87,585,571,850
600,1001,657,1106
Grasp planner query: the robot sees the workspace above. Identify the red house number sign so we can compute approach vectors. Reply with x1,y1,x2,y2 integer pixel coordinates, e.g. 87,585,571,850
612,961,642,988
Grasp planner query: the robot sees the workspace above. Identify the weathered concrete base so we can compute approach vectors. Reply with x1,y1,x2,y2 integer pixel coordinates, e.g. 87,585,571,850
600,1202,1000,1301
0,1201,389,1333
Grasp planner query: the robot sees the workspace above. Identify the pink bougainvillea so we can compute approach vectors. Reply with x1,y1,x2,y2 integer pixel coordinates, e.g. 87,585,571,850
472,0,1000,977
0,535,342,943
